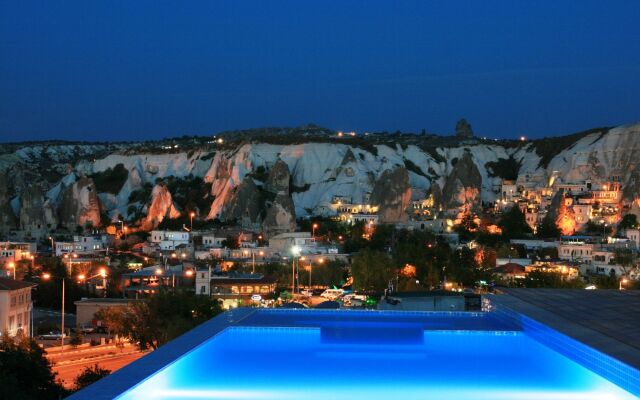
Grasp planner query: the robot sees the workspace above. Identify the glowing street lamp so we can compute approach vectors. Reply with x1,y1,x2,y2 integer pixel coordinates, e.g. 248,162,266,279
48,236,55,256
77,268,109,295
41,273,66,351
190,211,196,232
312,223,319,238
291,246,301,293
8,262,15,279
620,278,628,291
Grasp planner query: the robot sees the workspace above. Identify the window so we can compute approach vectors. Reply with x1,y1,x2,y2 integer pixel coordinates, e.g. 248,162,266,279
9,316,14,329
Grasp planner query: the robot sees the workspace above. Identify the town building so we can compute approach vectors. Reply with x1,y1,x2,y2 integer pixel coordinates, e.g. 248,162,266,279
268,232,316,255
149,230,190,251
74,298,136,328
209,273,276,308
0,278,35,337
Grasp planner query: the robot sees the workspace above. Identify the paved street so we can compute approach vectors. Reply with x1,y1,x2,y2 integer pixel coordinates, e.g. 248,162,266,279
47,343,147,388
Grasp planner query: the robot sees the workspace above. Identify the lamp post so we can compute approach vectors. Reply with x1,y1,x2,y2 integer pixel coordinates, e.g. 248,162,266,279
291,246,301,294
41,273,65,352
190,212,196,232
619,278,628,291
77,268,108,296
8,262,15,279
49,236,55,256
312,223,318,239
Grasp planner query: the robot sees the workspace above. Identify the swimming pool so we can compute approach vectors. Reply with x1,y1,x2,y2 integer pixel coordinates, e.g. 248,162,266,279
71,309,640,400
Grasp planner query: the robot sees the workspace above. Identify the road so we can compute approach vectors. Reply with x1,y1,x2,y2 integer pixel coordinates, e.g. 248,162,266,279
48,344,148,388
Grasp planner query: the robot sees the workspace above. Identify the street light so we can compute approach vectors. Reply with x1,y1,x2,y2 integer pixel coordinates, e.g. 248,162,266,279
307,257,324,288
41,273,66,351
291,246,301,294
620,278,628,291
117,220,126,239
49,236,55,256
190,212,196,232
312,223,319,239
8,262,15,279
77,268,109,295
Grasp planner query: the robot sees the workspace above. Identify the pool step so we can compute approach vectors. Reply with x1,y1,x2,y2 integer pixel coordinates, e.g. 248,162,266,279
321,322,424,344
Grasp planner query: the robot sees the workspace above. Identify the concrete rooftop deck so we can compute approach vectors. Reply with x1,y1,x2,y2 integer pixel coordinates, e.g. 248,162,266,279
493,288,640,370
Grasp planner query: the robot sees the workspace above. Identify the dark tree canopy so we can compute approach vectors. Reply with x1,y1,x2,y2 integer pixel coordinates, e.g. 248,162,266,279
74,364,111,391
537,213,561,239
95,290,223,350
618,214,638,231
499,206,533,239
351,249,393,292
0,334,66,400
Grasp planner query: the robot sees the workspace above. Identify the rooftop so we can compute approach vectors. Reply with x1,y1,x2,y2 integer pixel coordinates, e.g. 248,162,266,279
74,298,136,305
0,278,36,291
491,288,640,370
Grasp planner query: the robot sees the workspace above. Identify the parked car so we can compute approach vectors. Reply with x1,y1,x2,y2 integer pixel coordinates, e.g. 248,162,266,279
79,324,95,334
320,289,344,300
38,331,66,340
300,289,314,297
342,293,368,306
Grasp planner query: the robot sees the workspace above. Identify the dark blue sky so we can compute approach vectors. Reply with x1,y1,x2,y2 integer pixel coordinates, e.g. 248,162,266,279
1,1,639,142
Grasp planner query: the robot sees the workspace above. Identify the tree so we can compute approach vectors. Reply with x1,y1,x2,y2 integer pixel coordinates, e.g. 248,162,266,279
95,290,223,350
69,330,84,347
498,206,533,239
301,260,345,287
73,364,111,391
537,213,561,239
447,248,487,287
0,333,66,400
223,234,241,249
454,214,478,241
614,249,635,275
350,249,393,292
618,214,638,231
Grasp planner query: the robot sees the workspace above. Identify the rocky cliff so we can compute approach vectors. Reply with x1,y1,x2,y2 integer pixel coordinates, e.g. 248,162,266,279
370,167,412,223
0,123,639,235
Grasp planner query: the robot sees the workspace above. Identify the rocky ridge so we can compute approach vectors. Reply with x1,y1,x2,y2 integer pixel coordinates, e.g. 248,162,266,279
0,123,638,236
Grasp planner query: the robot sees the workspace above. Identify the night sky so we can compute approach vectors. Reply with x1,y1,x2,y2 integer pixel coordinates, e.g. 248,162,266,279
1,0,639,142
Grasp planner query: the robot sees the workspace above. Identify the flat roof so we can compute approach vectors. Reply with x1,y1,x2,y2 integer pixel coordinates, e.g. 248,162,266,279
490,288,640,370
0,278,36,291
74,298,135,305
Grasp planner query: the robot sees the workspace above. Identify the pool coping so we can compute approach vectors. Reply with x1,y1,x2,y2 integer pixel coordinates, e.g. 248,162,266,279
486,293,640,397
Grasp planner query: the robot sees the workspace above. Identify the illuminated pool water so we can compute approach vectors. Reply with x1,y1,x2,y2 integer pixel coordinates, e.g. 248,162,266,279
110,310,638,400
